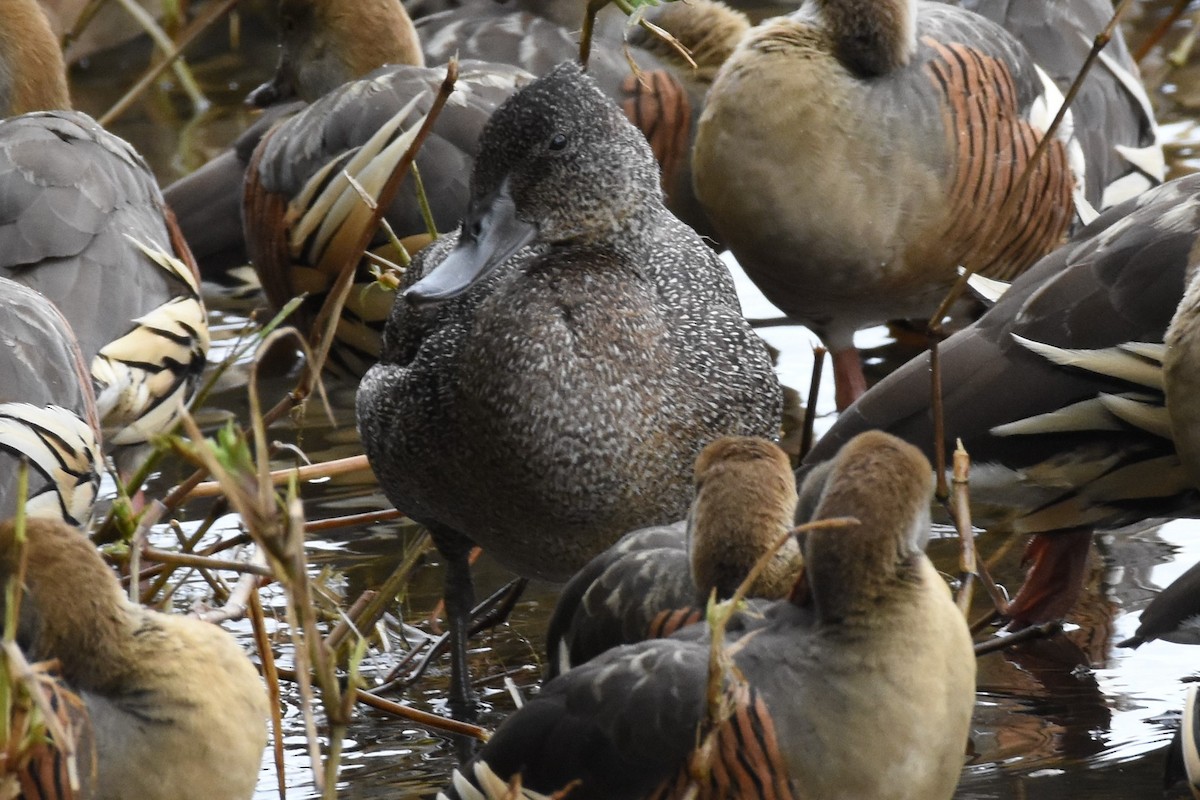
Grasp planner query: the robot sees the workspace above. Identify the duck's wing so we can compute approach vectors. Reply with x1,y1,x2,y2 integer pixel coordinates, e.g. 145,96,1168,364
801,174,1200,533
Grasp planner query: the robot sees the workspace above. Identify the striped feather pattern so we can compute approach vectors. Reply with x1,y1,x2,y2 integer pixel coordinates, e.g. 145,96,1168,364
243,63,529,377
925,39,1073,281
14,669,95,800
647,606,703,640
90,240,208,446
0,403,101,527
647,683,796,800
620,70,692,200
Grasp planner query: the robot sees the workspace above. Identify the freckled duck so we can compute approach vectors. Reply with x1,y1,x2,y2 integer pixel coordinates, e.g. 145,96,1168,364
356,62,782,715
439,430,975,800
0,278,102,527
694,0,1079,409
546,435,801,678
800,173,1200,629
0,517,269,800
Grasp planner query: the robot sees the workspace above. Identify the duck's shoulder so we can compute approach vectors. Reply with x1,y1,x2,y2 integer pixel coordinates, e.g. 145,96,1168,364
545,521,693,676
0,110,155,201
257,62,527,194
912,2,1043,99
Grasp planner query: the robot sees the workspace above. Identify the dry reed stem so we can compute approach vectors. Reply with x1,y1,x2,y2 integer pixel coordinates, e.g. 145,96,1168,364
973,621,1062,656
139,546,272,578
99,0,243,127
183,454,372,500
1135,0,1190,63
304,508,405,534
950,440,976,617
250,589,287,800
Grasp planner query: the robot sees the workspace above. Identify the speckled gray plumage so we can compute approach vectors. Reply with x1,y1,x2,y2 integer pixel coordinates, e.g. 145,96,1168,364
0,111,189,368
357,63,781,581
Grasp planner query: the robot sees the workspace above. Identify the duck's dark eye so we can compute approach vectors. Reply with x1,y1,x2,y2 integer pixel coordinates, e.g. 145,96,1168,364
548,133,568,151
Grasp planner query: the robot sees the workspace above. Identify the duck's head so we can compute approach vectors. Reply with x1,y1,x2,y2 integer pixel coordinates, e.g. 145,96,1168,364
249,0,424,106
404,61,663,305
802,430,934,622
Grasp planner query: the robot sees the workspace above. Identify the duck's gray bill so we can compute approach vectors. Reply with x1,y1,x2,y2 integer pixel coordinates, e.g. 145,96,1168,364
404,185,537,305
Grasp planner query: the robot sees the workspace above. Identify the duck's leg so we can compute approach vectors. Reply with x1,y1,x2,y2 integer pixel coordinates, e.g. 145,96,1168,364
832,347,868,410
1004,528,1093,631
391,577,530,689
428,523,479,724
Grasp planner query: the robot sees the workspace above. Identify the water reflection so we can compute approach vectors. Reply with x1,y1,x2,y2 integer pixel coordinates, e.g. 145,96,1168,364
60,1,1200,797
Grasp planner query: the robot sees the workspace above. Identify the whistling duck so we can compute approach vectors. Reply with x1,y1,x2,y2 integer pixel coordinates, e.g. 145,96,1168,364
356,63,781,716
0,278,102,526
0,517,268,799
0,0,208,477
800,173,1200,629
546,436,801,678
243,60,529,376
694,0,1079,410
440,431,975,800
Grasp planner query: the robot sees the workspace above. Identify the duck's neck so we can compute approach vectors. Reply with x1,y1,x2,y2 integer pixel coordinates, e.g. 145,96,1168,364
812,0,917,77
804,516,925,624
800,433,932,624
6,521,140,693
339,0,424,77
0,0,71,114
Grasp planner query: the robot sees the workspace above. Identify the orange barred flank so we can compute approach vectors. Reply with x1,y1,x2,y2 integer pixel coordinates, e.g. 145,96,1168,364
621,70,692,197
649,682,796,800
14,671,96,800
243,130,298,319
924,38,1074,282
647,606,704,639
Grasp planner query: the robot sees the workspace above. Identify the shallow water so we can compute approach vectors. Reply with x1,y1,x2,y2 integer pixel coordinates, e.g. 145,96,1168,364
63,1,1200,797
